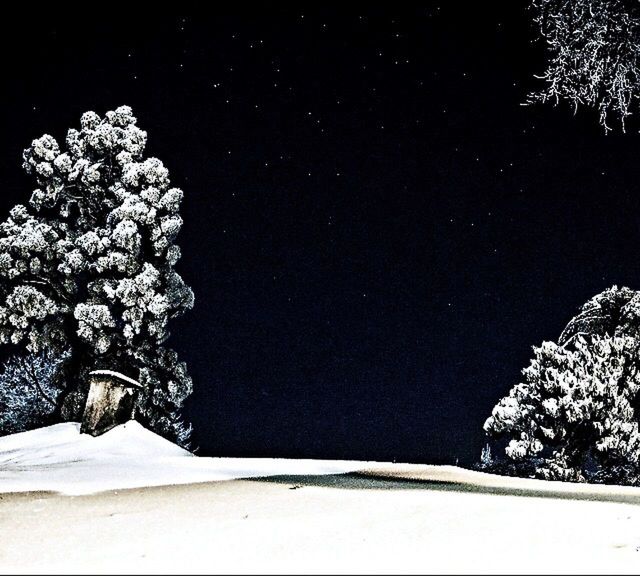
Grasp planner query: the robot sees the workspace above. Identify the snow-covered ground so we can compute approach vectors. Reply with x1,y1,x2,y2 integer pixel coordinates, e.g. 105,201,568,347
2,422,640,574
0,421,376,495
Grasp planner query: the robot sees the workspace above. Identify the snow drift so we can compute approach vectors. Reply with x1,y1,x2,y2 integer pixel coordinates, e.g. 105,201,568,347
0,421,374,495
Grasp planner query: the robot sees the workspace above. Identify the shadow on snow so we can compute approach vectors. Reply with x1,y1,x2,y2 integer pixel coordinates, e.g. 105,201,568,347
248,471,640,505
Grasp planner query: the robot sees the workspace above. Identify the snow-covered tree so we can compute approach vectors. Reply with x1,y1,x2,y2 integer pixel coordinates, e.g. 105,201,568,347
0,349,69,435
484,285,640,484
527,0,640,131
558,285,639,346
517,1,640,482
0,106,194,444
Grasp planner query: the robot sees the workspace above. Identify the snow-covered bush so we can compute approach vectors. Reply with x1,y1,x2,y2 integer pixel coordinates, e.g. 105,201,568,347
484,286,640,485
479,444,493,469
0,106,194,444
0,349,69,435
527,0,640,131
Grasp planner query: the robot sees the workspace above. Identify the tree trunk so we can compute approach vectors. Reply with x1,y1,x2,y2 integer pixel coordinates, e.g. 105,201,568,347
80,370,143,436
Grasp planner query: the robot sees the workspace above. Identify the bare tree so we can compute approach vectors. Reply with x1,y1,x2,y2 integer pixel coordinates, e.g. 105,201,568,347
0,349,69,435
527,0,640,132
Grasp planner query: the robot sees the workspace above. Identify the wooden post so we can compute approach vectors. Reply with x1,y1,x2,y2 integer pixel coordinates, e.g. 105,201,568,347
80,370,143,437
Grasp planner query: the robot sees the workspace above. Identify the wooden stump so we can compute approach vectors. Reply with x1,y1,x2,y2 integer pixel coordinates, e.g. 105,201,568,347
80,370,143,437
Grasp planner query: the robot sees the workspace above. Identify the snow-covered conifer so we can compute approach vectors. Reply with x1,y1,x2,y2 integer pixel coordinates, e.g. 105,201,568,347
0,107,194,444
558,285,637,346
484,285,640,484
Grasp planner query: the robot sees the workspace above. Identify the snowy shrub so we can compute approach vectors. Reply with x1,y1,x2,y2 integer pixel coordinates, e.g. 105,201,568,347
0,349,69,435
484,286,640,485
479,444,493,469
527,0,640,131
0,106,194,444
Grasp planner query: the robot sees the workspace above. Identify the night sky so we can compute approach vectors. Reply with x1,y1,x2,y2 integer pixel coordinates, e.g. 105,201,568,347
2,3,640,465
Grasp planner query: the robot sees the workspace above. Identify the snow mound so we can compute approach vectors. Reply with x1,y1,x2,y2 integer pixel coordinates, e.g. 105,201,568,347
0,421,189,467
0,421,374,495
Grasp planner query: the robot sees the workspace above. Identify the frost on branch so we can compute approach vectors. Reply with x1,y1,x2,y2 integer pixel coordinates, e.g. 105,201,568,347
484,285,640,485
527,0,640,131
0,349,69,435
0,106,194,445
558,285,637,346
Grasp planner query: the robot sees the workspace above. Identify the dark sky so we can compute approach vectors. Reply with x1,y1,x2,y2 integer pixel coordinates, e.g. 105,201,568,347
2,3,640,465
